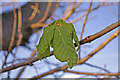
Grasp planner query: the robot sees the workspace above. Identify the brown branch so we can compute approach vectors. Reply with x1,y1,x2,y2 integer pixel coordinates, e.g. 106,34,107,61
16,66,26,79
28,3,40,21
31,65,68,79
37,1,52,22
16,33,23,47
78,20,120,46
78,0,92,59
78,29,120,64
64,70,119,76
8,3,17,55
63,1,84,20
1,21,119,73
80,0,92,39
2,3,17,68
1,51,53,73
16,49,37,78
12,3,22,49
31,29,119,79
30,1,52,28
10,3,23,67
31,23,48,28
48,1,59,20
63,2,72,19
1,57,38,73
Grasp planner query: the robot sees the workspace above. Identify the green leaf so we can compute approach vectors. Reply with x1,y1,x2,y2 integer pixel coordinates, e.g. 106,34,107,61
37,19,79,68
36,25,55,60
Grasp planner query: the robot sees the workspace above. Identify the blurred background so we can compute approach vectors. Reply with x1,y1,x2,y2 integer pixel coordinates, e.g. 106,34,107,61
0,0,119,79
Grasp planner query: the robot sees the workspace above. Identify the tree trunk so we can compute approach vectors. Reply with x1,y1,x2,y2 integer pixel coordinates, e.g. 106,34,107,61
2,2,56,50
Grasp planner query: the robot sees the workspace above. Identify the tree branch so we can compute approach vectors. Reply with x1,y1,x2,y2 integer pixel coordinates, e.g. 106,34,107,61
28,3,39,21
1,20,119,73
64,70,119,76
78,0,92,59
30,29,119,79
63,1,84,20
77,20,120,46
2,3,17,68
84,63,110,73
31,0,52,28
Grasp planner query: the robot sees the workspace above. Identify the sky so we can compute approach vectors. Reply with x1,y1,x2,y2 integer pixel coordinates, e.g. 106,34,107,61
0,1,119,78
0,2,28,14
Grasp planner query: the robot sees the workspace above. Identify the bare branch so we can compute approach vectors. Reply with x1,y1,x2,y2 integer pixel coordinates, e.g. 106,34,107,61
8,3,17,55
16,3,23,47
28,3,40,21
80,29,119,64
48,1,60,20
16,49,37,78
84,63,110,73
31,1,52,28
63,1,84,20
78,20,120,46
2,3,17,68
64,70,119,76
78,0,92,59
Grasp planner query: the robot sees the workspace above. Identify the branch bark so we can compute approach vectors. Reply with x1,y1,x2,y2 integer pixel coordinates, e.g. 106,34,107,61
77,20,120,46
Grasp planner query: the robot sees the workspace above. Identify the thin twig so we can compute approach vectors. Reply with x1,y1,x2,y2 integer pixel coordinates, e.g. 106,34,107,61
70,5,100,23
16,3,23,47
31,23,48,28
63,1,84,20
78,0,92,60
64,70,119,76
2,3,17,68
28,3,40,21
37,1,52,22
63,2,72,19
80,29,120,64
12,3,23,65
6,58,27,65
84,63,110,73
30,0,52,28
70,12,86,23
48,1,60,20
8,2,17,54
15,48,37,79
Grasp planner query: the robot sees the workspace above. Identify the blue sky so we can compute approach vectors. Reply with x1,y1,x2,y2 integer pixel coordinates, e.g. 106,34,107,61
1,2,119,78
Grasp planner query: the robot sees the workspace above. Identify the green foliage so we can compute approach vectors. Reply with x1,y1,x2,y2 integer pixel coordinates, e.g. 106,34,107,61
36,19,79,68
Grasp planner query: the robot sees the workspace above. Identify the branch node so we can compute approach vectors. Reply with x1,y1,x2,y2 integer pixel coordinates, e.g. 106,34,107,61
27,59,33,66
